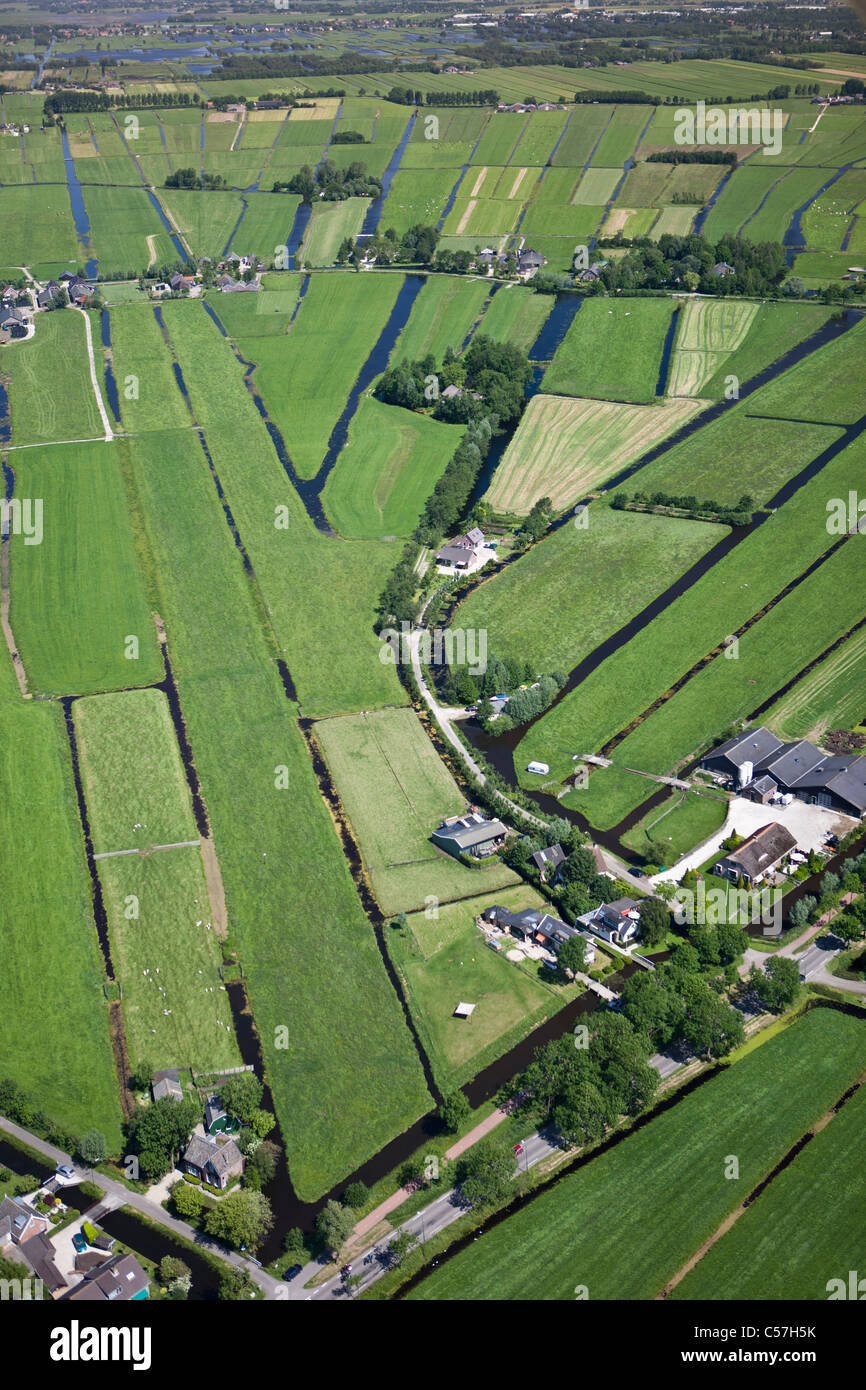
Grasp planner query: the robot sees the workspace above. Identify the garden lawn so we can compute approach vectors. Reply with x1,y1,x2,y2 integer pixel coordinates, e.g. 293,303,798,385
73,689,197,855
542,298,675,404
8,440,162,696
123,427,431,1200
621,791,729,864
409,1007,866,1300
314,707,519,916
322,396,464,539
486,393,706,515
99,847,239,1073
672,1073,866,1300
455,503,726,679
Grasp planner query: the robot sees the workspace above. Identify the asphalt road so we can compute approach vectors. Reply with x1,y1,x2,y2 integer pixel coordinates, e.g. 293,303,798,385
290,1129,563,1301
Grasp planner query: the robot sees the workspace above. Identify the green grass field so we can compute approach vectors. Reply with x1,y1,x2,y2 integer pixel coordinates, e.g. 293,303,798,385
0,668,124,1152
745,315,866,425
4,309,102,446
123,426,431,1200
477,283,553,352
300,197,370,268
764,624,866,743
159,188,245,261
99,846,240,1073
666,299,758,398
154,298,406,717
394,274,490,364
485,393,706,515
315,707,519,916
456,503,726,679
82,184,177,277
109,303,194,433
542,299,675,404
621,791,729,864
409,1008,866,1301
0,183,80,267
8,440,162,696
74,689,197,855
383,169,458,235
673,1073,866,1300
322,395,464,539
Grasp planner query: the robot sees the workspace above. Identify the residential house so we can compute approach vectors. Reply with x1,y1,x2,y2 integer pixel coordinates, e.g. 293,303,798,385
151,1075,183,1103
702,726,866,817
0,306,25,329
13,1230,67,1296
66,277,92,305
67,1252,150,1302
579,898,643,945
432,811,508,860
37,280,64,308
0,1195,48,1249
482,904,596,965
180,1134,245,1189
517,249,546,280
712,262,735,277
205,1094,227,1133
530,843,566,880
713,822,797,888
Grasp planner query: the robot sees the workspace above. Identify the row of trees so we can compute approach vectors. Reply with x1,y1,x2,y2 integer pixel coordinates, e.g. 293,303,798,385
612,490,755,527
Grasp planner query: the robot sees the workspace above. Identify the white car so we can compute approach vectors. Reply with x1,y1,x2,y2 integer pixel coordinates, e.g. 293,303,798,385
56,1165,76,1180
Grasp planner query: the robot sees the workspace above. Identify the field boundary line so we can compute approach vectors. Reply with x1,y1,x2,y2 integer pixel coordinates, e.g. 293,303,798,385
76,306,114,441
93,838,201,860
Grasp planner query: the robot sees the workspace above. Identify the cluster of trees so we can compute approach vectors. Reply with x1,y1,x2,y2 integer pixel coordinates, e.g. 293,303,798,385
619,934,751,1059
331,129,366,145
125,1068,274,1183
165,167,227,191
417,414,495,545
505,826,622,925
613,490,754,526
593,232,786,297
338,223,439,267
273,158,381,203
789,850,866,938
172,1180,274,1255
509,1015,660,1149
438,650,566,732
377,336,532,429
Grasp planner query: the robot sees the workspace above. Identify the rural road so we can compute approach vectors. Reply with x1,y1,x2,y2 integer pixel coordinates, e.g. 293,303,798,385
76,305,114,442
290,1127,563,1302
0,1116,282,1300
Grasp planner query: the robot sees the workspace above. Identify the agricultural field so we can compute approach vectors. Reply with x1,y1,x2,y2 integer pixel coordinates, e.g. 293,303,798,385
478,283,553,352
0,183,80,266
3,308,103,446
455,503,726,677
621,790,728,865
73,689,197,855
485,393,706,515
322,396,464,539
409,1009,866,1301
301,196,370,267
314,707,519,916
665,299,758,398
394,274,490,363
83,184,178,277
8,440,162,697
542,299,676,404
673,1075,866,1300
383,169,458,234
159,188,245,261
764,624,866,743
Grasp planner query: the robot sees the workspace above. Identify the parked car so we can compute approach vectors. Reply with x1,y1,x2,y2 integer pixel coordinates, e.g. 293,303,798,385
513,1142,524,1155
72,1232,88,1254
283,1264,303,1281
56,1165,75,1179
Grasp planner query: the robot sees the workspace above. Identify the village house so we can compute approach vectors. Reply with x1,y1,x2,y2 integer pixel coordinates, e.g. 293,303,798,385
713,822,798,889
530,843,566,880
432,811,508,860
578,898,643,945
67,1252,150,1302
180,1133,245,1190
151,1074,183,1103
0,1193,48,1248
517,248,546,280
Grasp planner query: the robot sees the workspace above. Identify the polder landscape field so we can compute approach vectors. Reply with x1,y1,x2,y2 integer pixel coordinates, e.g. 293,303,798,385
1,0,865,1330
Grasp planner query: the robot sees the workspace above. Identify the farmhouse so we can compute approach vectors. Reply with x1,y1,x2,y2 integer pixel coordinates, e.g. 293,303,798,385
151,1074,183,1102
432,811,508,859
436,525,486,569
712,262,735,278
578,898,642,945
482,904,596,964
36,280,64,308
517,249,546,280
181,1133,245,1189
713,822,797,888
702,726,866,817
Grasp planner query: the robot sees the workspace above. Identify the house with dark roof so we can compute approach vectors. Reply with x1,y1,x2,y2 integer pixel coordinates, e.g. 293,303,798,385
578,898,642,945
702,726,866,817
714,822,797,888
517,249,546,280
67,1252,150,1302
181,1134,244,1189
713,262,735,277
435,526,486,569
482,904,595,965
530,843,566,880
152,1075,183,1103
14,1230,67,1295
432,811,507,860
